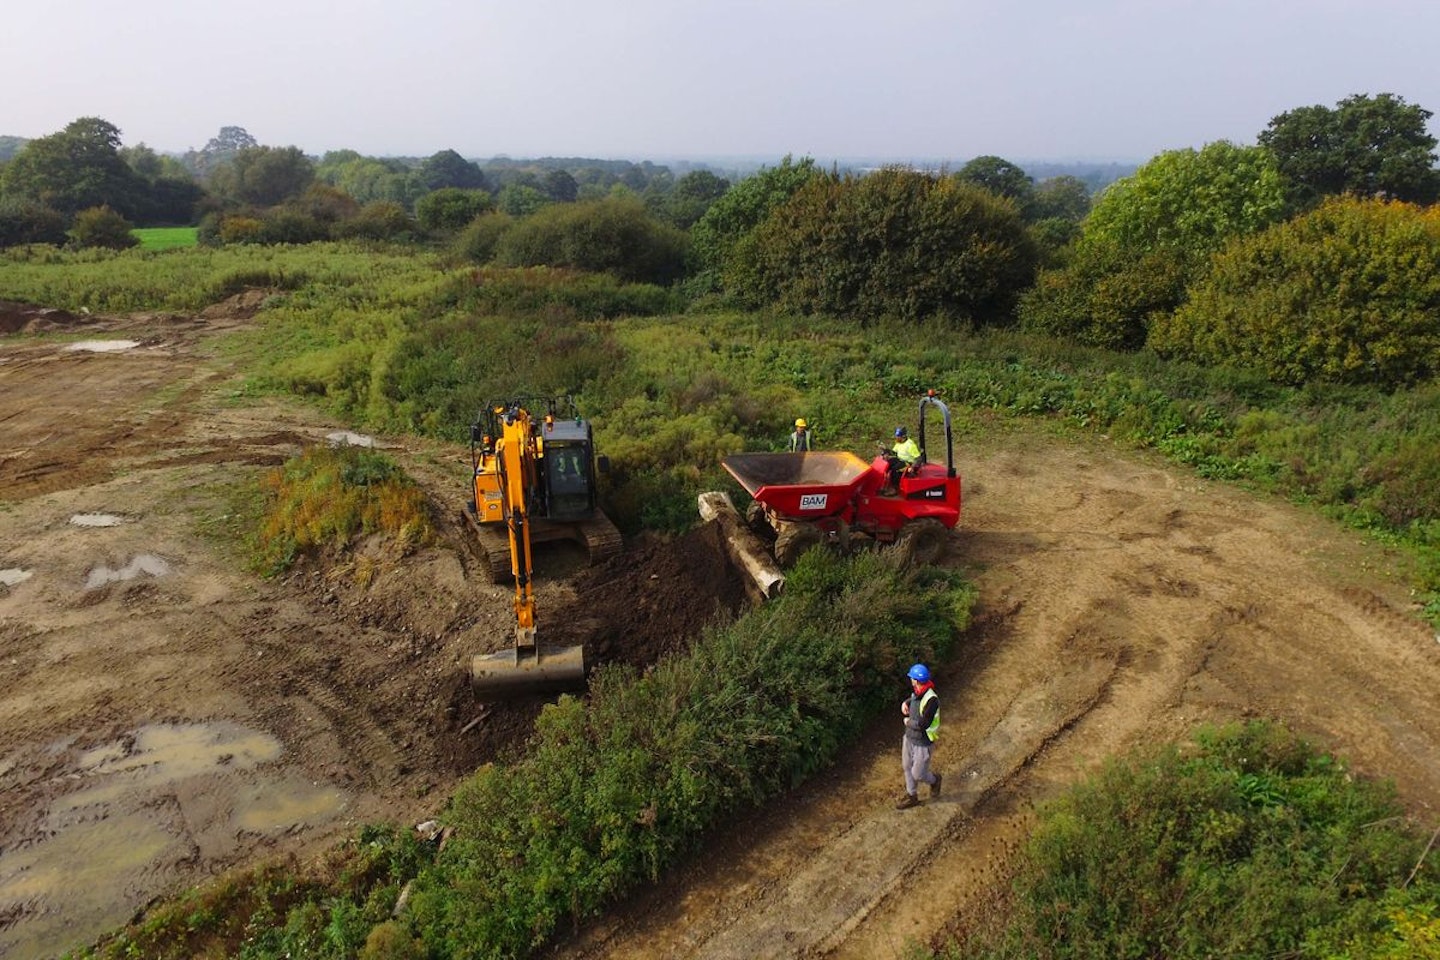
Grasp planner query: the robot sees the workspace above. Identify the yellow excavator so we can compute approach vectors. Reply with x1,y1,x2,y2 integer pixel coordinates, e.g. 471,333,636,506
464,397,622,698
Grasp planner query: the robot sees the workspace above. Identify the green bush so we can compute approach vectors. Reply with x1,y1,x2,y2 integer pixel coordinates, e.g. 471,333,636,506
492,195,688,285
453,212,513,263
404,549,975,959
256,208,329,245
946,721,1440,960
1151,197,1440,388
335,201,415,242
416,187,494,234
0,197,67,247
1020,243,1186,349
69,205,140,250
727,167,1038,325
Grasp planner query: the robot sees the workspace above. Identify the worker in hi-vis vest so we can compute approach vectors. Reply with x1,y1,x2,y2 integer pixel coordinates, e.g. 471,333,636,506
896,662,941,809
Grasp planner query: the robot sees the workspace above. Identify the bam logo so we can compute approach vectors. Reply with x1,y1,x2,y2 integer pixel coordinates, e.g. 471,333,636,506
799,494,828,511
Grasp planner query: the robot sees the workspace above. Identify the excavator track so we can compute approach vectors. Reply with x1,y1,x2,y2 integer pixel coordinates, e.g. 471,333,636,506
462,506,623,583
576,512,624,564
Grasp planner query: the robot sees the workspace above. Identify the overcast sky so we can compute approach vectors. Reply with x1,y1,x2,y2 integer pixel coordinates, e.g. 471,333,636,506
6,0,1438,165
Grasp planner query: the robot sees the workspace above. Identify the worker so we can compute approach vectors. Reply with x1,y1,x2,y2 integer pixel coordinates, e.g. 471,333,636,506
896,662,941,809
788,418,813,452
885,426,921,491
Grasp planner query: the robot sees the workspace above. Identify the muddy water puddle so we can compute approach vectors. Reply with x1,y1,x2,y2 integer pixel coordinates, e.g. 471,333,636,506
69,513,126,527
0,720,350,960
84,553,171,589
61,340,140,353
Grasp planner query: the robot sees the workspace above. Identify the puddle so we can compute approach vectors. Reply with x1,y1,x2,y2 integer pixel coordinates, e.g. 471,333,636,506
60,722,284,809
62,340,140,353
0,815,184,960
69,513,126,527
0,721,327,960
84,553,171,589
0,568,32,587
326,430,375,447
233,776,347,832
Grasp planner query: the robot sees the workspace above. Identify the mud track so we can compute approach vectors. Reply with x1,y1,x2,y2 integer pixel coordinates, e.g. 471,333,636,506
2,303,1437,959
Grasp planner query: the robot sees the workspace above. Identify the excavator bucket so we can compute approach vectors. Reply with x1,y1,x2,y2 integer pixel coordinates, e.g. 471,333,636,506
471,632,586,699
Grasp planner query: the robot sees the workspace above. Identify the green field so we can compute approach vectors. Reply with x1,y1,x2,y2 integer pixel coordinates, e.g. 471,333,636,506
131,226,198,250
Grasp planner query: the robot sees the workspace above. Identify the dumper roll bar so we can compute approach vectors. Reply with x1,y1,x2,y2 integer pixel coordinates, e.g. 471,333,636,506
916,390,956,478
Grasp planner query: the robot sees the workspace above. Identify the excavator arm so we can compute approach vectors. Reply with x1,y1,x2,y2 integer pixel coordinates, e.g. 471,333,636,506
495,404,538,651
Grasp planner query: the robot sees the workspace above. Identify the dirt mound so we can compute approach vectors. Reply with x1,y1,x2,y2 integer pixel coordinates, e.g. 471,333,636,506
0,299,79,334
200,288,279,320
558,522,752,672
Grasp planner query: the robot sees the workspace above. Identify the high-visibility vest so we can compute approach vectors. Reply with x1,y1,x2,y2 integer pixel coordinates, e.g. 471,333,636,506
920,688,940,741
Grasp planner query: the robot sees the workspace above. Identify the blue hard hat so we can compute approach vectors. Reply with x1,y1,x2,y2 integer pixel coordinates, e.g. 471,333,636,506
907,663,930,683
894,426,907,438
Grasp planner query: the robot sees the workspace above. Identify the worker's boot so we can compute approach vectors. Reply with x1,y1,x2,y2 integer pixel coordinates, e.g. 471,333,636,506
895,792,920,810
930,772,943,799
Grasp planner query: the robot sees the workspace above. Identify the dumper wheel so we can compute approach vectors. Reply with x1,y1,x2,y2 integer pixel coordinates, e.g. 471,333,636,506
774,522,824,568
895,518,948,567
745,500,772,538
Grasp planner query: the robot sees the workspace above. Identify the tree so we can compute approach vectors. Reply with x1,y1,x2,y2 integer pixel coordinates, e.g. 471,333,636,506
1031,175,1092,222
210,146,315,207
1259,93,1440,207
1018,142,1286,348
419,149,487,191
956,155,1035,214
416,187,493,233
69,205,139,250
1084,141,1287,263
189,126,259,178
659,169,730,230
1,117,144,216
542,169,579,203
729,167,1038,325
316,153,425,208
689,155,817,280
496,183,550,217
1150,198,1440,388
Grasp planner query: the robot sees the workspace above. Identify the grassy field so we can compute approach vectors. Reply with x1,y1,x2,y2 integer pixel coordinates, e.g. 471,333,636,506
131,226,198,250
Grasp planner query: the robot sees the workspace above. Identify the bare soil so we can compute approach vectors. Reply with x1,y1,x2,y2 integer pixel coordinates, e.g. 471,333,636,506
1,303,1437,960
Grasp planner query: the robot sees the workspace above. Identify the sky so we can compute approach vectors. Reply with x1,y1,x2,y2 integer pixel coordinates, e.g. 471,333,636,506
5,0,1439,166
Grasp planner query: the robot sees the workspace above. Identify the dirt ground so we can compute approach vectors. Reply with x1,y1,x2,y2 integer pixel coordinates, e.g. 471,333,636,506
2,302,1438,959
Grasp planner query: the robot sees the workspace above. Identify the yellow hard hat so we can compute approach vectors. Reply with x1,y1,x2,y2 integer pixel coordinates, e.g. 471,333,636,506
795,418,807,428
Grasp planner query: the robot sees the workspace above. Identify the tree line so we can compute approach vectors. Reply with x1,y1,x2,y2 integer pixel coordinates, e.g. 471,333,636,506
3,92,1438,391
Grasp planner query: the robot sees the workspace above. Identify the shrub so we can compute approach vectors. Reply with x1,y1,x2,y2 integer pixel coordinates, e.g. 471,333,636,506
252,445,434,575
335,201,415,242
69,205,139,250
256,208,329,245
1020,243,1187,349
492,196,688,285
1151,197,1440,388
949,721,1440,960
728,168,1038,325
0,198,67,247
416,187,494,234
452,212,513,263
218,215,264,245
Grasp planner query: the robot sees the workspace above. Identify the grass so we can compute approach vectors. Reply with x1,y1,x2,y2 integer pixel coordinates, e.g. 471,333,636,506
132,226,199,250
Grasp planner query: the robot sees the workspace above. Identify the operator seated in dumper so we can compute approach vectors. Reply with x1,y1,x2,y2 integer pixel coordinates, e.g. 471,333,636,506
883,426,921,493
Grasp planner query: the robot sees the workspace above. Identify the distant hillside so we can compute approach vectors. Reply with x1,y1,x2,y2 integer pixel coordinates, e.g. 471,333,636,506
0,135,29,162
